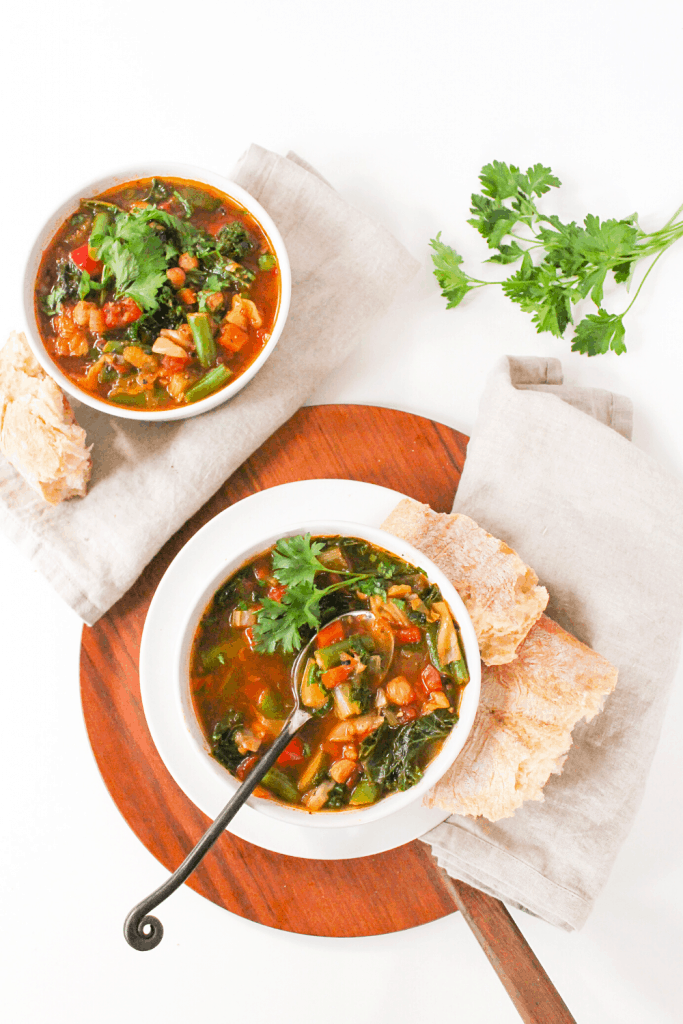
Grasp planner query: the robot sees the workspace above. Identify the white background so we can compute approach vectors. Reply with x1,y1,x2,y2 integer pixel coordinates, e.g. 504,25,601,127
1,2,682,1022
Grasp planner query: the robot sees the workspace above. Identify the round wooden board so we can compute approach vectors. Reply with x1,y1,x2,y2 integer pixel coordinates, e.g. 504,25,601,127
80,405,469,937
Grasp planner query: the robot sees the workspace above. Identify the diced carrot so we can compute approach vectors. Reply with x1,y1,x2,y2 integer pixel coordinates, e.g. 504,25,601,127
316,619,345,648
321,663,353,688
396,626,422,645
267,583,287,602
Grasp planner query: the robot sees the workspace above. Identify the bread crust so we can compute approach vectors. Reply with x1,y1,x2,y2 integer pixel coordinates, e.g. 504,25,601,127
381,498,548,664
424,614,618,820
0,332,91,504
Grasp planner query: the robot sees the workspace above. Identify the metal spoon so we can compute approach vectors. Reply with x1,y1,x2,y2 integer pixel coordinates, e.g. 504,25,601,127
123,609,391,950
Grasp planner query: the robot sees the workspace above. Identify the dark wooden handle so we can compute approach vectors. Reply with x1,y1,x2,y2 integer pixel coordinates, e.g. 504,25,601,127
439,872,577,1024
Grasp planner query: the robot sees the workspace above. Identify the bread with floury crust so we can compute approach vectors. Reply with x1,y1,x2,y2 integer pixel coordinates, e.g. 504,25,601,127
381,498,549,665
424,614,618,820
0,331,91,504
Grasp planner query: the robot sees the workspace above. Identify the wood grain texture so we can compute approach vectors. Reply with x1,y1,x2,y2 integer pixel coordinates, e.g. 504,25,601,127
81,405,469,937
441,875,577,1024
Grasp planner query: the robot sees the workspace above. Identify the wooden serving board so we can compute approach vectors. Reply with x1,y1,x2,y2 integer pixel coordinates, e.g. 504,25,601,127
80,405,468,937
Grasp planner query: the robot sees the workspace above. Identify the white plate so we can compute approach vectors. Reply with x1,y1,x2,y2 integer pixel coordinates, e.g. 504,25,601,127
140,479,451,860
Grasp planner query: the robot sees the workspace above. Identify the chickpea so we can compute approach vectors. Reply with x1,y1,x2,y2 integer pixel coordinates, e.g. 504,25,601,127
166,267,186,289
73,300,93,327
386,676,415,706
89,308,105,335
206,291,224,312
329,759,357,784
177,288,197,306
178,252,199,271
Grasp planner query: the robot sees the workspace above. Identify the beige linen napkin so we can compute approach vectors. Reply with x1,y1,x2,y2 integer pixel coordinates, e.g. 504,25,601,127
422,356,683,930
0,146,418,624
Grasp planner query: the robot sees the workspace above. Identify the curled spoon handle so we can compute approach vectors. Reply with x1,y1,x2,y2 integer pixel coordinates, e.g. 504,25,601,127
124,707,310,950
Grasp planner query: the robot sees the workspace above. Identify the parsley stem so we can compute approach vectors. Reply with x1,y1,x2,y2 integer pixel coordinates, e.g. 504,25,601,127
620,249,666,317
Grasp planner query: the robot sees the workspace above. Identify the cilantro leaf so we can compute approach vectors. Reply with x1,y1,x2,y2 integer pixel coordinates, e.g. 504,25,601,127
253,585,321,654
271,534,327,588
429,233,476,308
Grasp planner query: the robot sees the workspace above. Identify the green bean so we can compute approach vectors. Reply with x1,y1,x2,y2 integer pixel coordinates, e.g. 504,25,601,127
109,391,147,407
314,637,359,671
188,312,217,368
261,766,299,803
185,364,232,403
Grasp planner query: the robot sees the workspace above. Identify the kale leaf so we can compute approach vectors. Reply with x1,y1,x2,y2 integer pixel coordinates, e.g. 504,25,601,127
41,259,82,315
215,221,258,262
360,710,455,792
211,710,245,772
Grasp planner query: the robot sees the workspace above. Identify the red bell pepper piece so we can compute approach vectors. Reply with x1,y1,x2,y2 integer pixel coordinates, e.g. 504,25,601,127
70,243,102,276
160,354,190,376
421,663,443,692
396,626,423,645
321,663,354,688
316,619,345,648
267,583,287,602
102,297,142,329
277,737,306,764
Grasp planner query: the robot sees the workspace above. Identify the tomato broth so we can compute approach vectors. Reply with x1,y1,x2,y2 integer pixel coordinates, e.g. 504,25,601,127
190,535,470,813
34,177,280,411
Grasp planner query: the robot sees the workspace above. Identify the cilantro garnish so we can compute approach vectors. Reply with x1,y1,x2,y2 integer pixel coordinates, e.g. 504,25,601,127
430,161,683,355
252,534,380,655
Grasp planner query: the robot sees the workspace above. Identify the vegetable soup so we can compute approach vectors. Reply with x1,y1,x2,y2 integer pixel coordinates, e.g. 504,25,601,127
34,177,280,410
190,534,470,812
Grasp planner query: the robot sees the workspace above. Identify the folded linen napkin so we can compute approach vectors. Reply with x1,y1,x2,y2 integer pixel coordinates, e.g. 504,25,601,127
422,355,683,930
0,146,418,624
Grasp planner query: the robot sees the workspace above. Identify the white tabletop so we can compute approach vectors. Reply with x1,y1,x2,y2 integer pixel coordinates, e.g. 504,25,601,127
2,2,682,1022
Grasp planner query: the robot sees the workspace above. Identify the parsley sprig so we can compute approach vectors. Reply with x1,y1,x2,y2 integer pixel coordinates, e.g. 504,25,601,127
252,535,389,655
430,161,683,355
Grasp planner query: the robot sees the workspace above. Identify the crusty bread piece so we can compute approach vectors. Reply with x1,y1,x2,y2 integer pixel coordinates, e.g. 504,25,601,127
424,614,618,820
0,331,91,504
381,498,548,664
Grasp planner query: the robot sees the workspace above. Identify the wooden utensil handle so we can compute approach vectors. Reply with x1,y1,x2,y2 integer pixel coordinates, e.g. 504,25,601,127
439,871,577,1024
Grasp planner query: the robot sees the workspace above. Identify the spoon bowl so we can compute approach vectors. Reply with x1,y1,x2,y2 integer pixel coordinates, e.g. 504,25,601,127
293,609,395,693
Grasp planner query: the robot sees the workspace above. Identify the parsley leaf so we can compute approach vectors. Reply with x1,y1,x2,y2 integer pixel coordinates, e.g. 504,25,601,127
429,233,477,309
572,310,626,356
431,161,683,356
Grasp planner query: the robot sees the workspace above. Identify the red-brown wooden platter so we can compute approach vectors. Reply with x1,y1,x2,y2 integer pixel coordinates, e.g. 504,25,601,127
80,403,579,1021
80,405,468,937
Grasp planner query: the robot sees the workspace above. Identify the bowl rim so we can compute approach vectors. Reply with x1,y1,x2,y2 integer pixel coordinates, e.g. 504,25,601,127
21,162,291,422
175,518,481,829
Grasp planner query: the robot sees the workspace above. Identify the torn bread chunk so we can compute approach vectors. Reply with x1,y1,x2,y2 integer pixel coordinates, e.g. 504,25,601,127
424,615,618,820
0,331,91,504
381,498,548,664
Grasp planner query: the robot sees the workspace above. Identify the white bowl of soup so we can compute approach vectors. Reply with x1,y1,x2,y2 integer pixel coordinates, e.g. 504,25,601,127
22,164,291,420
178,520,481,828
